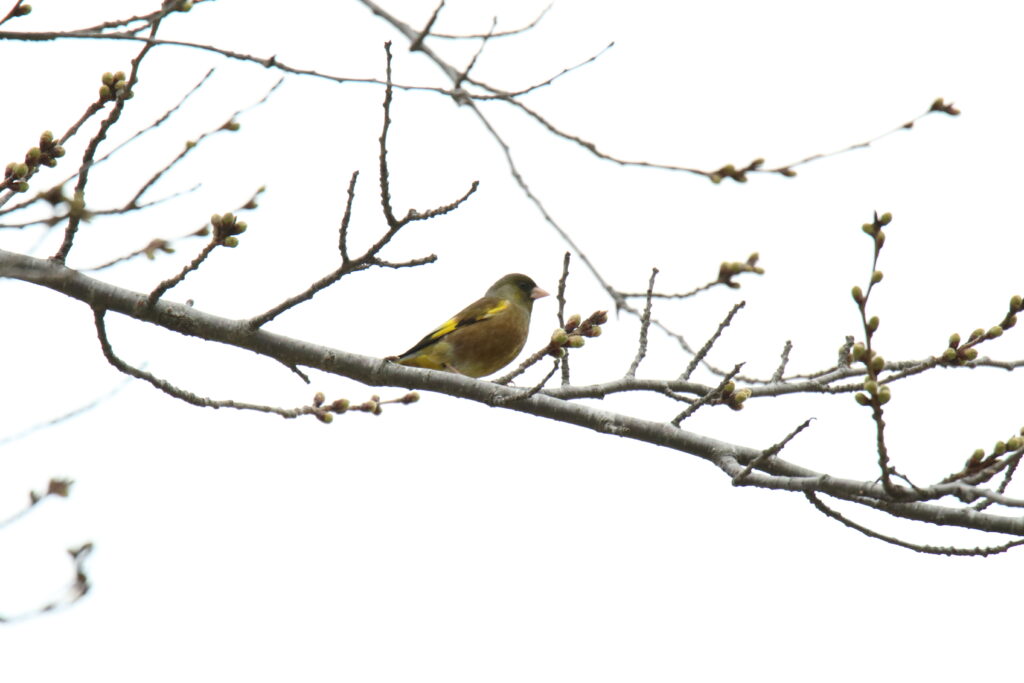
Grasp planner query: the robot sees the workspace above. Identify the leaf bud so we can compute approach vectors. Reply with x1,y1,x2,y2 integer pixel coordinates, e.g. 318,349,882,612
948,333,960,348
879,212,892,225
550,329,569,346
962,348,978,361
871,270,883,284
870,355,885,373
941,348,957,362
987,326,1003,339
877,385,891,405
566,335,585,348
854,393,871,406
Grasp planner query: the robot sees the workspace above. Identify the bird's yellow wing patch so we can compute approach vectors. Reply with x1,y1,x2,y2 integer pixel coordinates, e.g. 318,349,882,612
427,299,509,341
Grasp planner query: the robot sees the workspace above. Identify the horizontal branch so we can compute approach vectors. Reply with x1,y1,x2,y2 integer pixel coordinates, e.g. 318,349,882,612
4,248,1024,542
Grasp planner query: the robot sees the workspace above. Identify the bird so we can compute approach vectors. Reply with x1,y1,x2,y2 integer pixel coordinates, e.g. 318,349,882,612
393,273,549,378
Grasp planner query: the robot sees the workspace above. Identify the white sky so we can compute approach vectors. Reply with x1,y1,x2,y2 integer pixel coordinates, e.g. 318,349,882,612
2,0,1023,680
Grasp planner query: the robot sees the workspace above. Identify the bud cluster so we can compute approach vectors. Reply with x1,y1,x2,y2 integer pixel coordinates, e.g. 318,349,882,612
99,70,133,103
717,253,764,289
940,294,1022,366
548,310,607,358
3,130,66,193
311,390,419,423
210,212,248,247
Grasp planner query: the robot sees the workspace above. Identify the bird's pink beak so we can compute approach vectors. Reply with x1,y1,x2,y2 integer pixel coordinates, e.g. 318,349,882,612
531,286,549,300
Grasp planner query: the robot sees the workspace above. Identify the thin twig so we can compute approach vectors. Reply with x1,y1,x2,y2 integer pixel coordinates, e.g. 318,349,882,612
680,301,745,381
805,492,1024,557
671,363,743,426
732,418,813,484
626,267,657,378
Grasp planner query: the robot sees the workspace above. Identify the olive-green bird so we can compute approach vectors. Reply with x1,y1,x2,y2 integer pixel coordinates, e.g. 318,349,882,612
394,273,549,378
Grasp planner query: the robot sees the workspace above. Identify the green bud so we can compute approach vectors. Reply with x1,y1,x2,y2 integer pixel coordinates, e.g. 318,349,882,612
875,231,886,247
210,214,222,227
331,398,350,412
11,163,28,178
862,223,876,236
1012,295,1023,312
114,71,126,83
780,168,797,177
565,314,581,330
1007,437,1022,451
403,392,420,404
969,328,984,341
318,412,334,424
870,355,885,373
1005,315,1017,330
99,84,112,100
733,388,751,403
233,221,247,234
550,329,569,345
222,236,239,248
855,393,871,406
51,145,64,158
15,3,31,15
709,174,722,184
962,348,978,361
968,448,985,465
587,325,602,337
566,335,585,348
987,326,1003,339
221,212,234,225
863,380,878,395
867,316,879,333
871,270,883,284
879,212,892,225
948,333,960,348
877,385,891,405
102,72,114,86
722,381,735,395
941,348,957,362
851,286,864,304
852,342,866,361
26,147,41,163
994,441,1007,456
14,181,28,193
40,130,53,145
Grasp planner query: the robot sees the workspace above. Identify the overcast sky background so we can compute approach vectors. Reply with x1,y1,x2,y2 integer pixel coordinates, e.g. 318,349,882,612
3,1,1024,680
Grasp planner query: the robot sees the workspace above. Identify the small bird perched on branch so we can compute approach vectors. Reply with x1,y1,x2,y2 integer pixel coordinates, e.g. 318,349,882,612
393,273,549,378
